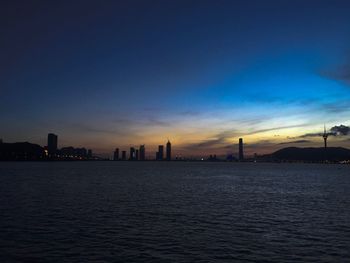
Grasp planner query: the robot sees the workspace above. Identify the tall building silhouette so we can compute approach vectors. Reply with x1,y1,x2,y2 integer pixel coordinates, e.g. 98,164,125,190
139,145,145,161
135,149,139,160
113,148,119,161
122,151,126,160
157,145,164,160
129,147,135,160
47,133,58,157
166,140,171,161
239,138,244,161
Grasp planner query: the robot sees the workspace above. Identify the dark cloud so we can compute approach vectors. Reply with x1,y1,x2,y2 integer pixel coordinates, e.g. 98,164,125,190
183,124,310,152
297,124,350,138
298,132,323,138
330,125,350,136
183,129,239,151
196,138,226,148
243,140,274,148
320,53,350,85
246,124,307,135
322,65,350,84
320,101,350,114
182,138,276,155
223,140,275,150
226,116,268,126
278,140,311,145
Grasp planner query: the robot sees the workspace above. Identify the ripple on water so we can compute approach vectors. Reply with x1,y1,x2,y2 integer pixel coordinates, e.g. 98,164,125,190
0,162,349,262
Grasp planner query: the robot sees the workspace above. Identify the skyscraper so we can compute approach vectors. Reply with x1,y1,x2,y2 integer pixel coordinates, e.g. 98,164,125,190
139,145,145,161
113,148,119,161
47,133,58,157
239,138,244,161
122,151,126,160
135,149,139,160
129,147,135,160
157,145,164,160
166,140,171,161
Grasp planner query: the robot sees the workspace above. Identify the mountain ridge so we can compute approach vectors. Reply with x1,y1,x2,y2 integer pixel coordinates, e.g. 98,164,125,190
262,147,350,162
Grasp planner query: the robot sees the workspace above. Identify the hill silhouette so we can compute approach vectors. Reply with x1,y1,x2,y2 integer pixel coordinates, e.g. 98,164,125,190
0,142,44,160
263,147,350,162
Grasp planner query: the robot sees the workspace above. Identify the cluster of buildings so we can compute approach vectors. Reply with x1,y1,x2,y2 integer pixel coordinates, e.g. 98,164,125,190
113,140,172,161
1,132,246,161
112,139,245,162
113,145,145,161
0,133,95,161
46,133,93,160
205,138,244,162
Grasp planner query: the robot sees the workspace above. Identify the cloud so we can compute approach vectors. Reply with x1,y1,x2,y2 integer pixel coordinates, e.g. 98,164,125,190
297,124,350,138
324,66,350,84
330,125,350,136
278,140,311,145
196,138,227,148
182,129,239,151
181,124,310,152
298,132,323,138
320,101,350,114
246,124,307,135
321,55,350,85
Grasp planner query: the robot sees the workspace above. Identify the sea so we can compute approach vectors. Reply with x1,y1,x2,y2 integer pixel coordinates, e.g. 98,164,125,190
0,162,349,262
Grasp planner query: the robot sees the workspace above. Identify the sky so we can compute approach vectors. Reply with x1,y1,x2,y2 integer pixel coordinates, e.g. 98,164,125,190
1,0,350,158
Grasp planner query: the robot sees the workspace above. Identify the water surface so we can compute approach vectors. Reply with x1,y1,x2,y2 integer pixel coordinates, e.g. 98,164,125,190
0,162,349,262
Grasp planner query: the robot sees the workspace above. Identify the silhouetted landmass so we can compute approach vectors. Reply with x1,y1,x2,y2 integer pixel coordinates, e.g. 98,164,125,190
0,142,44,161
0,142,97,161
262,147,350,162
1,140,350,163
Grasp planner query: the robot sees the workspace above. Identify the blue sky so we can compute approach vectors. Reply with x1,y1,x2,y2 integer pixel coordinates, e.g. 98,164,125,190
1,0,350,157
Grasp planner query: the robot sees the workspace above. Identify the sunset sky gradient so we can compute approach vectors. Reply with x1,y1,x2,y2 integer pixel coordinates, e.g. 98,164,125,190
1,0,350,157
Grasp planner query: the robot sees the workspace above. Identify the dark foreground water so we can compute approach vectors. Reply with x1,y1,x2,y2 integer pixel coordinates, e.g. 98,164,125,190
0,162,349,262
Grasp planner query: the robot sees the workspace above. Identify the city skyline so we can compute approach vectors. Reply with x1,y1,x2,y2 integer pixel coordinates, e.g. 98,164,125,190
0,128,344,160
1,1,350,156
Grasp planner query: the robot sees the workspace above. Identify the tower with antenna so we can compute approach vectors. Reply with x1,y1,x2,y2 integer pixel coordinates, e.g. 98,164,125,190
323,124,328,149
323,124,328,163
